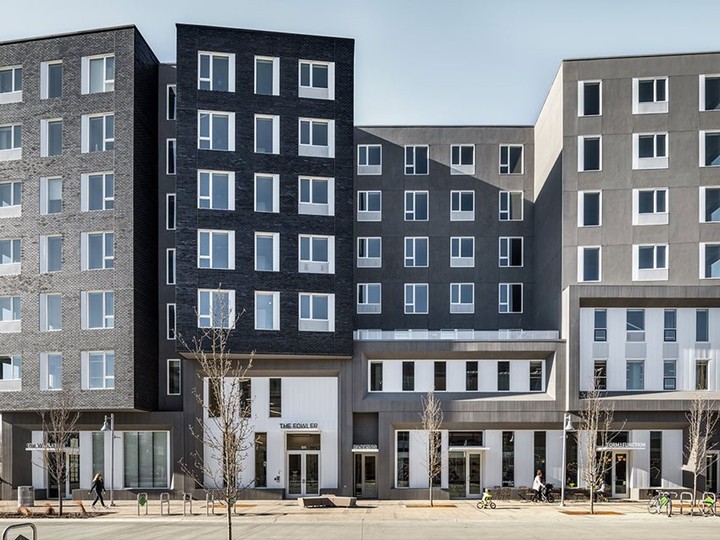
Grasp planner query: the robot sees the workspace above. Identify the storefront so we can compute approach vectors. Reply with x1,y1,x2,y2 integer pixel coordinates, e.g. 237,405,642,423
352,444,378,498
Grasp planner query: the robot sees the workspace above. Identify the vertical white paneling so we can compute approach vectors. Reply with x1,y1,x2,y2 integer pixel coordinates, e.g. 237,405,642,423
632,430,650,488
267,430,285,488
384,361,402,392
254,377,269,419
545,429,563,485
484,430,502,488
512,362,529,392
409,430,428,489
79,432,93,489
607,307,626,391
446,360,465,392
514,430,534,487
31,431,44,488
416,361,433,393
321,430,338,489
663,430,683,487
579,308,594,390
479,361,496,392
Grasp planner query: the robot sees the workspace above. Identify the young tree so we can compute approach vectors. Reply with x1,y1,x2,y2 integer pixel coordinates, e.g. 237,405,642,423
420,390,443,507
683,392,719,514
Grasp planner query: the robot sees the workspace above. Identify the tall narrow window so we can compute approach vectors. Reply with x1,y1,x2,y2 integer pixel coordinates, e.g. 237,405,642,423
39,235,62,273
402,361,414,391
41,61,62,99
167,359,181,395
696,309,709,342
594,309,607,341
579,246,601,282
255,56,279,96
499,283,522,313
166,303,176,340
39,293,62,332
579,136,601,171
663,360,676,390
434,361,446,391
594,360,607,390
255,432,267,487
166,194,175,230
269,378,282,418
466,361,478,391
499,145,523,174
254,174,279,213
370,362,383,391
499,191,523,221
696,360,709,390
626,360,645,390
579,191,601,227
40,353,62,391
166,139,176,174
649,432,662,487
396,431,409,488
579,81,601,116
41,119,62,157
499,237,523,267
626,309,645,342
498,361,510,391
255,115,279,154
502,431,515,487
534,432,546,475
166,85,176,120
529,361,543,392
40,177,62,215
664,309,676,342
166,248,176,285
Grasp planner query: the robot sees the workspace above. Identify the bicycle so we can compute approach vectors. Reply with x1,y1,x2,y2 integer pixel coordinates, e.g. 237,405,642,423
647,490,673,516
531,483,555,503
700,493,717,516
476,489,497,509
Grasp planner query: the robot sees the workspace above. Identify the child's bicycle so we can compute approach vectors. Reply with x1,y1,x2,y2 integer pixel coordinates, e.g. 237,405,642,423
476,489,496,509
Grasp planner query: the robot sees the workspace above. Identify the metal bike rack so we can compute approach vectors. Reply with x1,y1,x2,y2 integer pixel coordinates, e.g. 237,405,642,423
206,493,215,516
182,492,193,515
137,492,149,516
679,491,694,514
160,492,171,515
2,523,37,540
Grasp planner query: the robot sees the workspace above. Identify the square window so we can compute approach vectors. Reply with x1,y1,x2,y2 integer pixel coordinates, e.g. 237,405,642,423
578,136,601,171
81,231,114,270
499,145,523,174
450,144,475,175
299,176,334,216
633,133,668,169
199,170,234,210
701,243,720,278
0,238,21,274
41,119,62,157
626,309,645,342
578,81,601,116
0,355,21,382
633,244,668,281
39,235,61,273
255,232,279,272
166,84,176,120
166,139,176,174
82,291,114,329
357,190,381,221
499,191,523,221
405,145,429,175
298,293,334,332
198,230,234,270
0,66,22,103
450,191,474,221
298,60,334,100
450,283,474,314
633,77,668,114
255,291,280,330
82,113,114,153
299,118,334,158
255,56,279,96
578,191,601,227
404,237,428,267
626,360,645,390
450,237,474,267
0,181,21,215
405,191,428,221
499,237,523,267
357,237,381,268
198,111,234,151
578,246,601,282
499,283,522,313
357,283,381,314
40,177,62,215
634,188,668,225
404,284,428,314
197,289,235,329
198,52,235,92
39,294,61,332
255,115,279,154
0,296,21,323
82,172,114,211
701,187,720,222
82,55,114,94
299,235,334,274
700,75,720,111
40,353,62,390
0,124,22,158
83,351,114,389
358,144,382,174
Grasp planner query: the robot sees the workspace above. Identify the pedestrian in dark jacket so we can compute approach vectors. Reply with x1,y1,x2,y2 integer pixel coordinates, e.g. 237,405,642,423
90,473,107,508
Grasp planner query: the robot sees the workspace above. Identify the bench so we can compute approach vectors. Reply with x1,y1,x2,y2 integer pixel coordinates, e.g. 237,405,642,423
298,495,357,508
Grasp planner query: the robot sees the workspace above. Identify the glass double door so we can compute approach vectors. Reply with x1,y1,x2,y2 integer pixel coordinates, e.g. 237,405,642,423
448,452,482,498
354,453,377,498
287,452,319,497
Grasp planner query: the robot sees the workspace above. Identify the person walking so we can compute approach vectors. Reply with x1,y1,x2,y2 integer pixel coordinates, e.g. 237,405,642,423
90,473,107,508
532,469,545,500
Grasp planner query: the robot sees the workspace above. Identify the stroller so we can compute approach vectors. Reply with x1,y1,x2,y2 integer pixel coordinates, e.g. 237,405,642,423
532,483,555,503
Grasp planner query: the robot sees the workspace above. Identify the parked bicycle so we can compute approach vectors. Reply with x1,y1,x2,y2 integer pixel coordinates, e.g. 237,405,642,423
700,493,717,516
476,488,496,509
647,490,674,516
532,483,555,503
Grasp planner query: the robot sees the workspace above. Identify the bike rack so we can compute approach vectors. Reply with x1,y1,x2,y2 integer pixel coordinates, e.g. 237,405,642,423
182,492,193,515
2,523,37,540
160,492,170,515
206,493,215,516
679,491,694,514
137,492,149,516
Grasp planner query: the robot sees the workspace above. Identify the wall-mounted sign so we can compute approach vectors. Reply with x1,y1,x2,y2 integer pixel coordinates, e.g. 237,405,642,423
597,442,646,450
279,422,318,430
352,444,378,451
25,442,78,453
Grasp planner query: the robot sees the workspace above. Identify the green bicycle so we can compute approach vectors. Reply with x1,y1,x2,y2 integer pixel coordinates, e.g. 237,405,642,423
647,490,673,516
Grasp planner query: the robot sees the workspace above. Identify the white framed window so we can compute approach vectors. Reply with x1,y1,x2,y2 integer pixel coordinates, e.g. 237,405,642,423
404,283,428,314
255,114,279,154
405,145,429,175
40,353,62,390
404,237,429,268
197,289,236,329
499,283,522,313
255,232,279,272
633,132,668,169
0,123,22,160
166,84,176,120
299,234,335,274
81,172,114,211
40,177,62,215
0,238,21,275
299,118,334,158
450,191,474,221
198,170,234,210
0,65,22,104
499,191,523,221
81,231,114,270
167,359,181,395
450,283,474,314
255,56,279,96
0,180,21,217
357,237,381,268
700,74,720,111
39,293,61,332
81,291,114,329
198,229,235,270
405,191,428,221
166,139,176,175
700,243,720,279
298,60,334,100
166,303,176,340
450,237,475,267
0,355,21,389
0,296,21,332
82,351,114,389
357,284,381,314
633,244,668,281
578,246,601,282
633,77,668,114
626,360,645,390
299,176,334,216
700,131,720,167
451,144,475,175
198,51,235,92
578,80,601,116
166,248,176,285
166,194,175,230
298,293,335,332
358,144,382,175
40,118,62,157
254,173,279,213
578,135,601,171
40,61,62,100
358,190,381,221
626,309,645,342
499,144,523,175
700,186,720,223
198,111,235,151
633,188,668,225
39,235,62,273
499,237,523,267
81,113,114,153
255,291,280,330
81,54,114,94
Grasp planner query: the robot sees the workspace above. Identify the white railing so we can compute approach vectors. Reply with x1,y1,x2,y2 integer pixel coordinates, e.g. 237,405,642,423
353,329,560,341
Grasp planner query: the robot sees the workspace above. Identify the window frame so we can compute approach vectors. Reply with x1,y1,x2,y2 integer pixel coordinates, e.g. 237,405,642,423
298,176,334,216
298,60,334,100
633,243,668,281
197,288,236,329
499,191,523,221
700,186,720,223
166,138,176,175
357,283,382,314
357,144,382,175
82,290,114,330
197,51,235,92
0,123,22,158
664,309,677,342
578,245,602,283
626,360,645,391
700,242,720,279
357,190,382,221
404,145,429,175
578,80,601,117
633,77,668,114
197,110,235,151
499,144,523,175
404,237,429,268
254,114,279,154
166,84,176,120
578,190,602,227
357,237,382,268
0,65,22,103
450,236,475,267
578,135,602,172
39,293,62,332
198,170,234,211
166,303,176,340
0,238,21,274
699,74,720,111
39,234,62,274
254,173,279,213
40,118,62,157
197,229,235,270
82,112,114,153
499,237,523,268
254,232,280,272
498,283,522,314
626,309,645,342
82,350,115,390
0,180,22,216
81,231,114,271
404,283,429,315
663,359,676,390
450,190,475,221
450,282,474,314
166,248,176,285
166,193,176,230
633,132,668,169
81,54,114,94
81,172,114,212
40,60,62,100
404,190,429,221
633,188,668,226
298,292,335,332
167,359,181,395
594,309,607,342
298,118,334,158
254,290,280,331
40,352,62,391
254,56,279,96
450,144,475,175
298,234,335,274
39,177,62,215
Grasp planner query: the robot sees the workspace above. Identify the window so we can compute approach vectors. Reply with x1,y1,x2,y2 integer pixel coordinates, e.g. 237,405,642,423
0,355,21,381
451,144,475,175
594,360,607,390
450,283,474,314
633,244,668,281
499,237,523,267
664,309,677,342
198,52,234,92
82,55,114,94
626,309,645,342
197,289,235,329
396,431,409,487
0,296,21,323
633,188,668,225
578,191,601,227
82,113,114,153
255,433,267,487
165,84,177,120
299,118,334,158
626,360,645,390
633,77,668,114
434,361,447,391
579,246,601,282
82,291,114,329
254,173,279,213
166,303,176,340
167,359,181,395
578,136,601,171
357,237,381,267
499,191,523,221
530,361,543,392
298,60,334,100
370,362,383,392
404,237,428,267
701,187,720,222
497,361,510,391
299,176,334,216
466,361,478,391
255,232,279,272
0,181,21,216
357,190,381,221
404,283,428,314
255,56,279,96
81,231,114,270
166,248,175,285
534,432,547,475
663,360,676,390
700,75,720,111
0,239,20,275
269,378,282,417
402,361,414,391
198,230,234,270
40,177,62,215
39,293,61,332
633,133,668,169
82,172,114,211
594,309,607,341
255,291,280,331
198,111,234,151
0,123,22,157
405,191,428,221
166,194,175,230
299,234,334,274
199,170,234,210
0,65,22,103
298,293,334,332
166,139,176,174
39,235,62,273
357,144,382,175
40,353,62,390
124,432,168,487
701,243,720,278
696,360,709,390
40,61,62,99
405,145,429,175
499,145,523,175
499,283,522,313
450,191,474,221
357,283,381,314
450,236,474,267
255,115,279,154
696,309,709,342
41,119,62,157
578,81,601,116
650,432,662,487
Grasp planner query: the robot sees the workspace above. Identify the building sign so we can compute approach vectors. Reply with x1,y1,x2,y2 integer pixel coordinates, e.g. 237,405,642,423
352,444,378,451
25,442,78,453
279,422,318,430
598,442,646,450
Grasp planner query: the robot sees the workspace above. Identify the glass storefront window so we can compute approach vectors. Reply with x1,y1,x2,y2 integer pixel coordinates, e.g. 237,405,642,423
396,431,409,488
502,431,514,487
448,431,483,447
534,431,546,474
123,432,169,488
286,433,320,451
92,431,105,477
255,432,267,487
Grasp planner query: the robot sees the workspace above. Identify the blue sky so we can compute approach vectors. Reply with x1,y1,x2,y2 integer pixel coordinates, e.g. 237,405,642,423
5,0,720,125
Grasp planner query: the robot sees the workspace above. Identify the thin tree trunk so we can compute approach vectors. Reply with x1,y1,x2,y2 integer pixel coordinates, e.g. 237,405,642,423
589,485,594,514
227,498,232,540
59,492,62,516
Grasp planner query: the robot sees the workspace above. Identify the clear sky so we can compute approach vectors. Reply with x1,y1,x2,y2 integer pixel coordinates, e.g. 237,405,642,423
5,0,720,125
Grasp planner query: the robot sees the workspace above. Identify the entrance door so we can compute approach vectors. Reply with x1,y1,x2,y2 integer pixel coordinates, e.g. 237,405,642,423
612,452,628,498
448,452,483,498
354,454,377,498
287,452,320,497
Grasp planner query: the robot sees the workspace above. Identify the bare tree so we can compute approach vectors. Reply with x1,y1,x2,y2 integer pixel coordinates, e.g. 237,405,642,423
420,391,443,507
683,392,719,514
37,391,80,516
179,294,254,540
